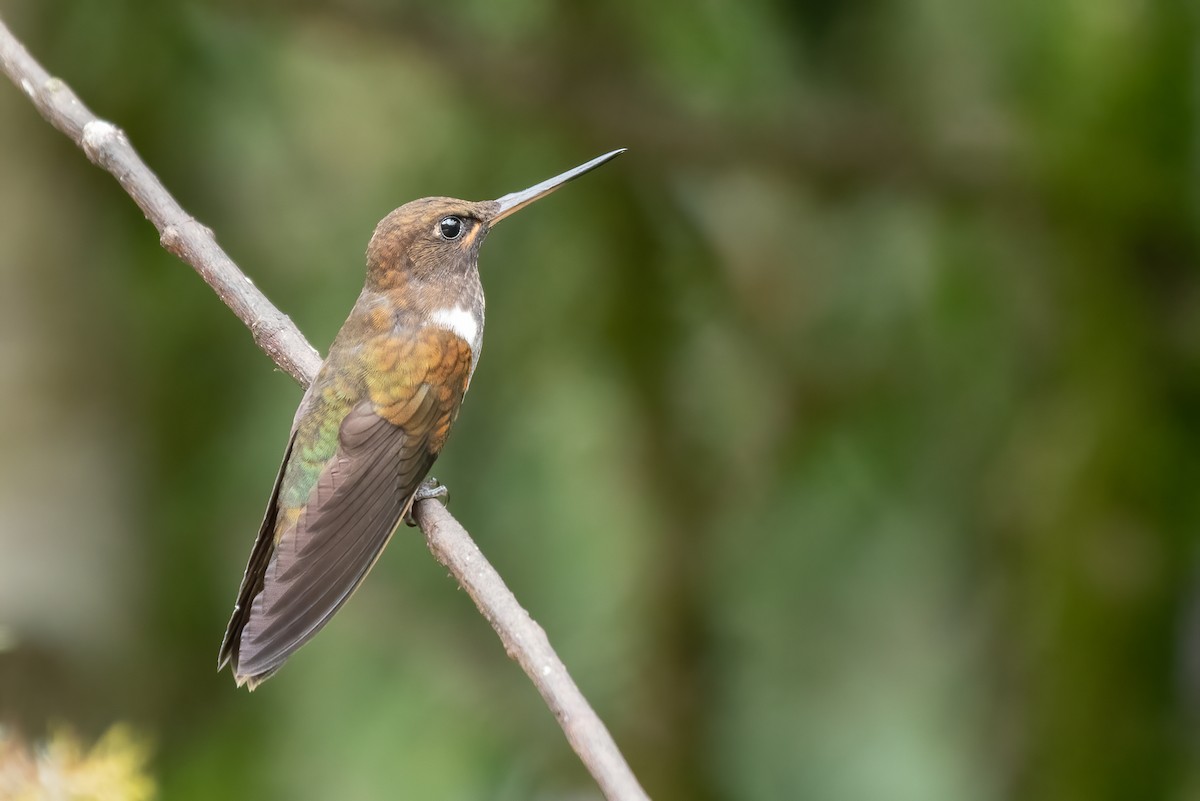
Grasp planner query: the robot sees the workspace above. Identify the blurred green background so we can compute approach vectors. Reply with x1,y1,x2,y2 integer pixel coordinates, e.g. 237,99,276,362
1,0,1198,799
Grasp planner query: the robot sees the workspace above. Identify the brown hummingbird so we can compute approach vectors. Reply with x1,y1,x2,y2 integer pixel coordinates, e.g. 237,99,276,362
218,149,625,689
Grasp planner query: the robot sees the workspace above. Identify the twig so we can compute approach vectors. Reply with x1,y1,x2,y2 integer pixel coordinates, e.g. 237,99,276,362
0,15,650,801
417,502,651,801
0,23,321,385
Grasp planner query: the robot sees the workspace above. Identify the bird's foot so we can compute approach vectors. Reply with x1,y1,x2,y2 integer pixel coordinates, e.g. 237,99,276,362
405,477,449,527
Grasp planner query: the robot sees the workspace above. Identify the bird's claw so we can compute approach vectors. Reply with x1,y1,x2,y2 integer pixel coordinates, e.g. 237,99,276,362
405,477,449,527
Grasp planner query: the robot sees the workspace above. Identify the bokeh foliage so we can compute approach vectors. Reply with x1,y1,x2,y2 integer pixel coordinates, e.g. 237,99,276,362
1,1,1197,799
0,725,155,801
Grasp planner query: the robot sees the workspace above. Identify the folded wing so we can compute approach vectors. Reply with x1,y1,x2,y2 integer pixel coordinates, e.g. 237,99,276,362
219,329,472,688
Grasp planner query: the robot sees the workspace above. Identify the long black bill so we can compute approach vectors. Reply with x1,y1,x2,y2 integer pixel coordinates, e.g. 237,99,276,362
490,149,626,223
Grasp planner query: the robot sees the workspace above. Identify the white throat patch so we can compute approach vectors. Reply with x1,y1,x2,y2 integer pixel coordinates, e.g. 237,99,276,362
431,305,481,351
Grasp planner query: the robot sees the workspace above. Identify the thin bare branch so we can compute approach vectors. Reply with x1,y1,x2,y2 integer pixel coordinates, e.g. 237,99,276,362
0,18,321,384
417,501,652,801
0,15,650,801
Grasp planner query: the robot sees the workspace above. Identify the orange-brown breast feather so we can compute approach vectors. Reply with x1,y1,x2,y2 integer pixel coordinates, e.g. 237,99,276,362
220,328,473,686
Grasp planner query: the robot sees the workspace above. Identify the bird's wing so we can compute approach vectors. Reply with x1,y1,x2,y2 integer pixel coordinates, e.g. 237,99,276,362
219,329,472,688
216,382,316,675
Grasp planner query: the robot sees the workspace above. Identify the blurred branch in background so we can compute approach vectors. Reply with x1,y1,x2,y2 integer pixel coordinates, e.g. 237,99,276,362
276,0,1028,205
0,15,649,801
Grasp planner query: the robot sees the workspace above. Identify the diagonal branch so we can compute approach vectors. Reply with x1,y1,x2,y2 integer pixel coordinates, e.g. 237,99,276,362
0,15,649,801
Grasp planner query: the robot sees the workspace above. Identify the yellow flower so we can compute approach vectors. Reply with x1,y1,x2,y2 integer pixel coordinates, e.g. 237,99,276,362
0,724,155,801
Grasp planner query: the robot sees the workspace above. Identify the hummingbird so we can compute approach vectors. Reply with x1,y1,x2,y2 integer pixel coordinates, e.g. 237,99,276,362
218,149,625,689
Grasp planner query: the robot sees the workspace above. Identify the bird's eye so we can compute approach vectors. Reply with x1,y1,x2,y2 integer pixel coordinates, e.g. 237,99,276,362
438,216,464,240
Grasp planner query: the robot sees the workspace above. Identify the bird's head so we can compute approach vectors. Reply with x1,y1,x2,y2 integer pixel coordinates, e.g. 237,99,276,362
365,149,625,290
